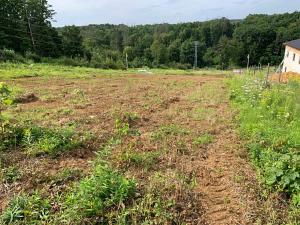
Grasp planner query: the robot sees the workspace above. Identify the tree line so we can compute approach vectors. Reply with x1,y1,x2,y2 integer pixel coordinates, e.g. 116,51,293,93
1,0,300,69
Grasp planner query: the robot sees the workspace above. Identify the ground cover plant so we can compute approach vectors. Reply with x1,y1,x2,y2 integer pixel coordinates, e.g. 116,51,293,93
229,74,300,221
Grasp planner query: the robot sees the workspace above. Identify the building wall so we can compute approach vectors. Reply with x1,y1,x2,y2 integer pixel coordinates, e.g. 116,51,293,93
282,46,300,74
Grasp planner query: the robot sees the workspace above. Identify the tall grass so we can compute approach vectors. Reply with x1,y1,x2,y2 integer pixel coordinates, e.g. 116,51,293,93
229,75,300,206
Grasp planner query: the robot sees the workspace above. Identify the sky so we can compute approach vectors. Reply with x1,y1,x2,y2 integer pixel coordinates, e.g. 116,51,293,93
48,0,300,27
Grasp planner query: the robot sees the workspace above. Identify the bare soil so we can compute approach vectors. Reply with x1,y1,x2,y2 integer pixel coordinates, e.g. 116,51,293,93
1,74,264,224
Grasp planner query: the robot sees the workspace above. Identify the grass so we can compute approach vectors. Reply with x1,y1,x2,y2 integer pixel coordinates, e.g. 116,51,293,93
1,192,51,224
120,149,161,169
229,75,300,219
1,166,22,184
0,63,229,79
193,133,214,146
0,120,82,157
151,124,190,141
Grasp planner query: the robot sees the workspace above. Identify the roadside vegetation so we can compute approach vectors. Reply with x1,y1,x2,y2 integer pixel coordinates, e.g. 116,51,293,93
229,74,300,223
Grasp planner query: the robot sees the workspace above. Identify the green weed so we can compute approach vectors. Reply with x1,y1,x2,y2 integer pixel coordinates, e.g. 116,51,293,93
229,76,300,206
193,133,214,146
1,166,22,184
1,192,51,225
0,120,81,157
61,164,136,223
151,124,190,141
121,149,160,169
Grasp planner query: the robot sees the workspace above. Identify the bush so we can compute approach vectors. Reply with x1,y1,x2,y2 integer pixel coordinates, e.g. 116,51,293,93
25,51,41,63
0,82,14,105
0,49,26,63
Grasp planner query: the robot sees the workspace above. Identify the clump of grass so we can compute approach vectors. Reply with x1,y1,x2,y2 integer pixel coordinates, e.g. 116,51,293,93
0,82,14,106
1,166,22,184
115,113,140,138
193,133,214,146
115,193,175,224
51,168,83,186
151,124,190,141
61,164,136,223
0,192,51,225
23,126,79,157
0,120,82,157
121,149,160,169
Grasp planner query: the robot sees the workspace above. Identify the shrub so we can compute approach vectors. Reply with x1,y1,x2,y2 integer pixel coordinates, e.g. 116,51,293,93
0,82,14,105
25,51,41,63
0,49,26,63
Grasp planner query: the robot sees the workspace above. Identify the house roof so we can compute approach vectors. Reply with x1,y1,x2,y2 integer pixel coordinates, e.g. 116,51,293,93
285,39,300,50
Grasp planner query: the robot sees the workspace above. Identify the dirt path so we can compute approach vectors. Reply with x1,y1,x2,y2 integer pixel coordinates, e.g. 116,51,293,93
195,97,259,224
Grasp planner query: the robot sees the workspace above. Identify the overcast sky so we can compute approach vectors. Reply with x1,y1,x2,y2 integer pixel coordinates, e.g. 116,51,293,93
48,0,300,27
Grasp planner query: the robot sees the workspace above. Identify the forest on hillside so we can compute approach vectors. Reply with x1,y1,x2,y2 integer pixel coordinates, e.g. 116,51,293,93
1,0,300,69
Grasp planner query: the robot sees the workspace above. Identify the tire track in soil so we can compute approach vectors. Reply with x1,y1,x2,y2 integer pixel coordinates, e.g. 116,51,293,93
196,103,259,224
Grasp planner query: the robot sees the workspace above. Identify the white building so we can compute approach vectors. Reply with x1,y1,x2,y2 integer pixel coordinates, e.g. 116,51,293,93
282,39,300,74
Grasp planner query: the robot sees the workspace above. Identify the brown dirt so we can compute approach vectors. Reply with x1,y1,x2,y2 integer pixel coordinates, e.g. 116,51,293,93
0,74,263,224
15,93,39,104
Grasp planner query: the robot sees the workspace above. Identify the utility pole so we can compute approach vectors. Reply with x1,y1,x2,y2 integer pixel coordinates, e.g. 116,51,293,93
194,41,199,69
247,54,250,73
125,53,129,70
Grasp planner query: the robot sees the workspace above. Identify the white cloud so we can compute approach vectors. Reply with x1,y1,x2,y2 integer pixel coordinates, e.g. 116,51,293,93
47,0,300,26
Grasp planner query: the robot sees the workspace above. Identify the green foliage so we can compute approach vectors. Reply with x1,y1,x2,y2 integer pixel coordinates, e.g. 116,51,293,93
50,168,83,186
0,119,80,157
0,82,14,105
193,133,214,145
151,124,190,141
23,126,79,157
115,113,141,137
115,193,175,225
61,164,136,223
229,76,300,206
0,0,62,58
121,149,160,169
1,166,22,184
1,192,51,225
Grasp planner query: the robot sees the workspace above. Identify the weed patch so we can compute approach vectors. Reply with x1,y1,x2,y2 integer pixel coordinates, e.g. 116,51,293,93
60,164,136,224
121,149,160,170
193,133,214,146
1,192,51,225
0,120,82,157
1,166,22,184
229,76,300,206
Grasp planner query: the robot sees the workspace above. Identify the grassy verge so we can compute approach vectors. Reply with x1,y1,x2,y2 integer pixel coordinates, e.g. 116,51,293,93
229,75,300,223
0,63,229,79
